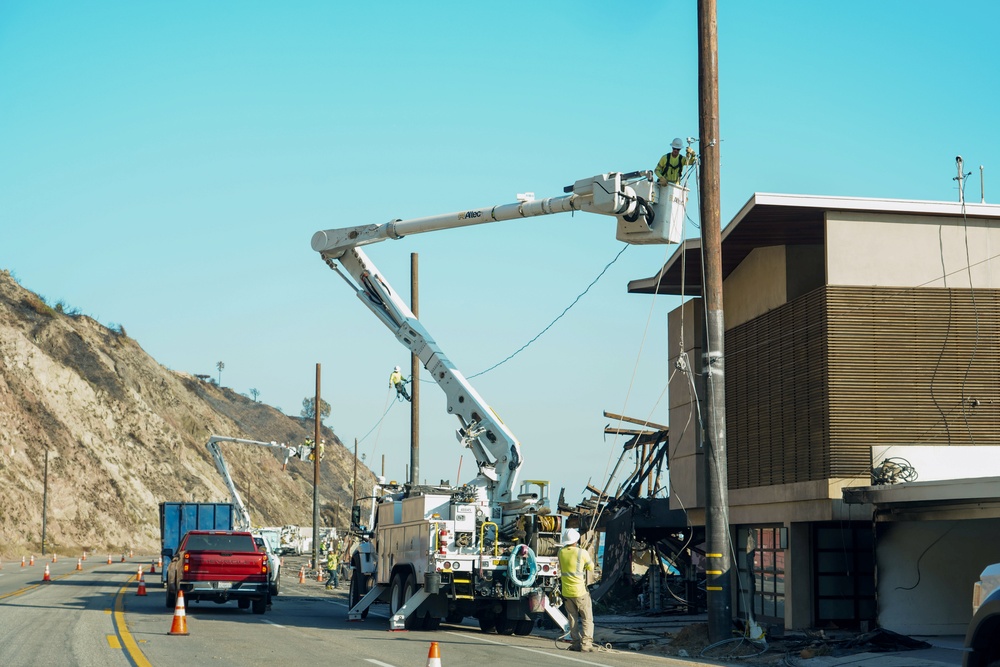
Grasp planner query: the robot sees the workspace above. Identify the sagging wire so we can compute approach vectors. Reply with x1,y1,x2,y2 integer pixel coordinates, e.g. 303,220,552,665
468,244,630,379
588,233,680,534
361,386,397,468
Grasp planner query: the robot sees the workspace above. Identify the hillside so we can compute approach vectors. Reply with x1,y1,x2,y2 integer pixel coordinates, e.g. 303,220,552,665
0,269,377,555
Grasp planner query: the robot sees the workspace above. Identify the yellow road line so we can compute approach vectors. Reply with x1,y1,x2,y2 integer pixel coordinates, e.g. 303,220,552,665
106,634,122,649
113,576,152,667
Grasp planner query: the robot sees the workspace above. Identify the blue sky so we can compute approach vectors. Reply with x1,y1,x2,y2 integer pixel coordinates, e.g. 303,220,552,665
3,2,999,506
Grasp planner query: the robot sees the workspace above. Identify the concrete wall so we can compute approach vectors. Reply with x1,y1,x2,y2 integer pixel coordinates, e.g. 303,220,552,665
667,298,704,511
722,245,787,329
877,517,1000,635
826,211,1000,288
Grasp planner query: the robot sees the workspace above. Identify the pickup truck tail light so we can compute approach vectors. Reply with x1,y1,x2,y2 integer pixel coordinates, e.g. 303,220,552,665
183,552,190,573
262,564,268,574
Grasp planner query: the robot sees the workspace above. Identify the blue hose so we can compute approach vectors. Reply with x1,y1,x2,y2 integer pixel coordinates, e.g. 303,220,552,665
507,544,537,588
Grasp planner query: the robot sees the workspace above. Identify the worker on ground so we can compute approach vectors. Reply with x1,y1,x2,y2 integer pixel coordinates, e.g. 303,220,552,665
325,549,339,589
389,365,411,402
654,137,696,186
558,528,595,652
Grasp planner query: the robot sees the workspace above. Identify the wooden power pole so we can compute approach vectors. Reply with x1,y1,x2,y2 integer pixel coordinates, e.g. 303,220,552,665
698,0,733,642
312,363,321,570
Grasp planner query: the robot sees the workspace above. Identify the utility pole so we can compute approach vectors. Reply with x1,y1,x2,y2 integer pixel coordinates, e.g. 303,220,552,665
410,252,420,488
698,0,732,642
312,363,321,571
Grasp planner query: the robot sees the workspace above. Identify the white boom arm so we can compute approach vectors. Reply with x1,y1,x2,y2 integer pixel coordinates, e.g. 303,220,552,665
206,435,308,531
310,171,687,508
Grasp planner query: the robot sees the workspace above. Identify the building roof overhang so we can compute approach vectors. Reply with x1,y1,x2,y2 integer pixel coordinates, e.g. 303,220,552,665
628,192,1000,297
843,476,1000,522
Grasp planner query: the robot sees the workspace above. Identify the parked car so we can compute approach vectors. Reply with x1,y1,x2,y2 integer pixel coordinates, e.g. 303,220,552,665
964,563,1000,667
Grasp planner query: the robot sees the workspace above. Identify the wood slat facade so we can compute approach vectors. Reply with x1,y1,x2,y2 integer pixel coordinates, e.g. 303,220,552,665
725,285,1000,489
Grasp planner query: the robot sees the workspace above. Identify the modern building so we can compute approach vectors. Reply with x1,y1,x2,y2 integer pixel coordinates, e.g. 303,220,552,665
629,192,1000,635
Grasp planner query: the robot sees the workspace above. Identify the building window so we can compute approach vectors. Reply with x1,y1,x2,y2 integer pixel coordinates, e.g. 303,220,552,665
736,526,786,622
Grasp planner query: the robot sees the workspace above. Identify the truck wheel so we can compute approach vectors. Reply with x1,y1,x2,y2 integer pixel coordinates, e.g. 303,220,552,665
514,619,534,636
251,598,266,614
165,587,176,609
271,577,280,597
478,614,496,633
349,567,371,619
238,598,250,609
495,615,516,635
389,572,405,616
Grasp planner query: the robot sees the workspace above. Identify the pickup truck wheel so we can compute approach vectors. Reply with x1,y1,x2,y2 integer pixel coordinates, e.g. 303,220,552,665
251,598,266,614
238,598,250,610
165,587,176,609
271,577,280,597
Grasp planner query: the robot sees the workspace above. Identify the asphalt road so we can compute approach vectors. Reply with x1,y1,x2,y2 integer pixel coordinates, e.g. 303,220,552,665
0,554,713,667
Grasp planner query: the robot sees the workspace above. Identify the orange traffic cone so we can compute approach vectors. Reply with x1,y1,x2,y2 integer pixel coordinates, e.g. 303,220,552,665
52,553,58,563
168,590,189,636
157,556,163,569
317,568,324,582
150,561,156,574
21,556,25,567
42,564,51,583
136,569,147,597
121,554,126,563
298,567,306,584
426,641,442,667
29,555,35,566
107,554,112,564
83,550,88,561
76,559,83,571
129,549,133,558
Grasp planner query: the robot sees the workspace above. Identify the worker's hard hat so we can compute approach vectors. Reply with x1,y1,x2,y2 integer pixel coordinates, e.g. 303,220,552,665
393,365,400,372
563,528,580,546
671,138,683,150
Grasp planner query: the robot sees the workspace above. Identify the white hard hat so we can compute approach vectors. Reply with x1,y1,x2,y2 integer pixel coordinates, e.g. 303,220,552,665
671,137,683,150
563,528,580,546
393,366,400,372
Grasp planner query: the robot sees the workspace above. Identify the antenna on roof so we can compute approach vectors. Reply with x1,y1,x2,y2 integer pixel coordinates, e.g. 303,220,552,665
956,156,965,204
981,165,986,204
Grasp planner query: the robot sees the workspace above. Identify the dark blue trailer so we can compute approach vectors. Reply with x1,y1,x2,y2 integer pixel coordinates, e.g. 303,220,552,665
158,502,234,584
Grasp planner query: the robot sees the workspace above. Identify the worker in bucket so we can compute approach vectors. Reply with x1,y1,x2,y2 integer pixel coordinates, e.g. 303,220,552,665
325,548,339,589
389,365,410,402
558,528,595,652
654,137,696,186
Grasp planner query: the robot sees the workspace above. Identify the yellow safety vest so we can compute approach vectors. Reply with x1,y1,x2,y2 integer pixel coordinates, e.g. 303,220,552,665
655,151,689,184
558,545,593,598
389,370,403,387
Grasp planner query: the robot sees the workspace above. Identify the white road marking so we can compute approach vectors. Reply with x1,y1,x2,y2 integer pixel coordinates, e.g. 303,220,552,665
443,631,612,665
262,619,286,628
364,660,397,667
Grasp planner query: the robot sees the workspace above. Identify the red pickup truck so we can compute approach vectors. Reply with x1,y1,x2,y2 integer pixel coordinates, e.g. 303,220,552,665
164,530,270,614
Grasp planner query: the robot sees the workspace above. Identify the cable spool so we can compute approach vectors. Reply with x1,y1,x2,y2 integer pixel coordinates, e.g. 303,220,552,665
507,544,537,588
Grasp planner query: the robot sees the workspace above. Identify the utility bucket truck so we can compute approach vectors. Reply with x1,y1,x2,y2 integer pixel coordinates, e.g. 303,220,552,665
205,435,316,597
311,171,686,633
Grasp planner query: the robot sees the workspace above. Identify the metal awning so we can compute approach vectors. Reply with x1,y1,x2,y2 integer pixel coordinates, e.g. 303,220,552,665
843,476,1000,522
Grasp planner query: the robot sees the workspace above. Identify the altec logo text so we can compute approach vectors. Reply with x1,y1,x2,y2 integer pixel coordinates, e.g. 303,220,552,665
459,210,482,220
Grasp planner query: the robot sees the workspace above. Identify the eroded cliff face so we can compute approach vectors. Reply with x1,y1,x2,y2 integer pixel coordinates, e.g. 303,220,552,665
0,270,374,555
